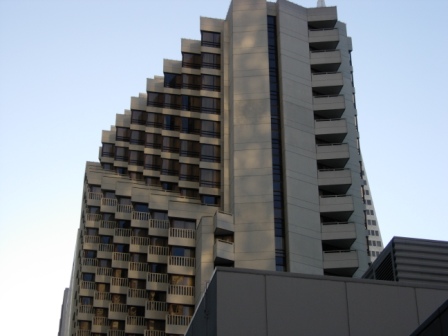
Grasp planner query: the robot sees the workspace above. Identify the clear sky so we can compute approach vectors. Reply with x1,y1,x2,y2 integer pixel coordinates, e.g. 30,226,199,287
1,0,447,334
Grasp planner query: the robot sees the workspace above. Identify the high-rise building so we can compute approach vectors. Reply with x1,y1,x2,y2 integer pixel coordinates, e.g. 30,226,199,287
66,0,383,335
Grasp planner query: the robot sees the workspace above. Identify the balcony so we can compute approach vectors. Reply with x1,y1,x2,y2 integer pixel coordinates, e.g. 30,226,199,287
85,213,101,228
92,317,109,333
111,252,130,269
129,262,151,279
321,222,356,249
313,95,345,119
99,220,117,236
323,250,359,276
83,235,100,250
147,272,169,291
168,227,195,247
101,197,117,213
213,211,234,235
111,277,128,294
319,195,354,221
94,291,111,308
317,168,351,194
108,330,125,336
127,288,148,306
307,6,337,29
79,281,95,296
310,50,341,72
87,192,102,206
149,219,170,237
77,304,93,320
116,204,133,220
144,329,166,336
166,314,192,335
168,256,196,276
214,239,235,266
147,245,169,263
167,285,195,305
108,303,128,320
96,267,113,283
309,28,339,50
76,330,91,336
146,301,168,320
81,258,98,274
130,236,151,253
97,243,114,259
315,118,347,143
125,316,146,334
316,143,349,168
132,211,150,228
114,228,131,244
312,72,343,95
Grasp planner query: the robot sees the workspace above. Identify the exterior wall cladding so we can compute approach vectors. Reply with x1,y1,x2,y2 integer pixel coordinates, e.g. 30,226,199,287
66,0,383,335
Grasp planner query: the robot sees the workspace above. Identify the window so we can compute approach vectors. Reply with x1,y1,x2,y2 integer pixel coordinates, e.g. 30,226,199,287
147,112,163,128
131,110,147,125
182,74,201,90
83,273,95,282
163,115,181,131
161,159,179,176
114,147,129,161
180,188,199,198
372,220,377,226
365,190,370,195
102,163,112,171
101,143,114,157
115,244,128,253
145,133,162,149
171,218,195,230
164,94,182,109
171,247,195,258
201,31,221,48
201,97,220,114
370,210,375,215
200,169,220,188
202,53,221,69
182,53,201,69
117,220,130,229
162,182,178,192
144,155,161,170
366,200,372,205
129,151,144,166
181,117,200,134
146,177,161,187
134,203,149,213
201,144,220,162
201,75,220,92
179,164,199,182
182,95,201,112
164,73,181,88
147,92,164,107
152,211,168,220
162,137,180,153
201,120,220,138
130,130,145,145
84,250,96,258
180,140,200,158
116,127,130,142
201,195,220,206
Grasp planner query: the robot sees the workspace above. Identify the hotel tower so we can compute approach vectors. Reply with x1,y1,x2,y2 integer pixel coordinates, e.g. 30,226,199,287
65,0,383,335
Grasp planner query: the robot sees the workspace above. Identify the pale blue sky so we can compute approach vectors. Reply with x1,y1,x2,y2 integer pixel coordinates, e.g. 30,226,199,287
1,0,447,334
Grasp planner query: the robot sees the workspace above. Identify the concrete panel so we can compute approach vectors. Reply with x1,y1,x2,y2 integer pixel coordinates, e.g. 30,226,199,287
234,148,272,169
346,282,420,336
415,288,448,324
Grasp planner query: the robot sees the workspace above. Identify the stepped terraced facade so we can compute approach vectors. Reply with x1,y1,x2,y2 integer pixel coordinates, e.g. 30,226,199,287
65,0,383,335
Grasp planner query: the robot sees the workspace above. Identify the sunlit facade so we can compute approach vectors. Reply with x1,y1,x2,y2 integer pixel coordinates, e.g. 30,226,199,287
65,0,382,335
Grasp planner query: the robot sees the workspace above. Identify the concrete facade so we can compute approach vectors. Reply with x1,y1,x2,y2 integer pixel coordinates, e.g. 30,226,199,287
187,267,448,336
66,1,383,335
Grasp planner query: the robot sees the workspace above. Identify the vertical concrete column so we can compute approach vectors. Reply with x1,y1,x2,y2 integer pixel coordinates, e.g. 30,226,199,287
229,0,276,270
277,0,323,274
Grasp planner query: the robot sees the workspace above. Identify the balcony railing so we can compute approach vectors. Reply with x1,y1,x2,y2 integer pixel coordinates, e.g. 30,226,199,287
95,291,111,301
150,219,170,229
115,228,132,237
128,288,147,298
111,277,128,287
129,262,150,272
169,227,195,240
83,235,100,244
101,220,117,229
98,244,114,252
86,213,102,222
109,303,128,313
96,267,113,276
126,316,146,326
168,285,194,297
108,330,125,336
78,305,93,314
146,301,167,312
132,211,150,221
112,252,130,261
102,197,117,207
168,256,195,268
80,281,96,290
93,317,108,326
131,236,151,246
82,258,98,267
117,204,133,213
144,330,165,336
148,245,169,256
148,272,169,284
88,192,102,200
166,314,192,326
